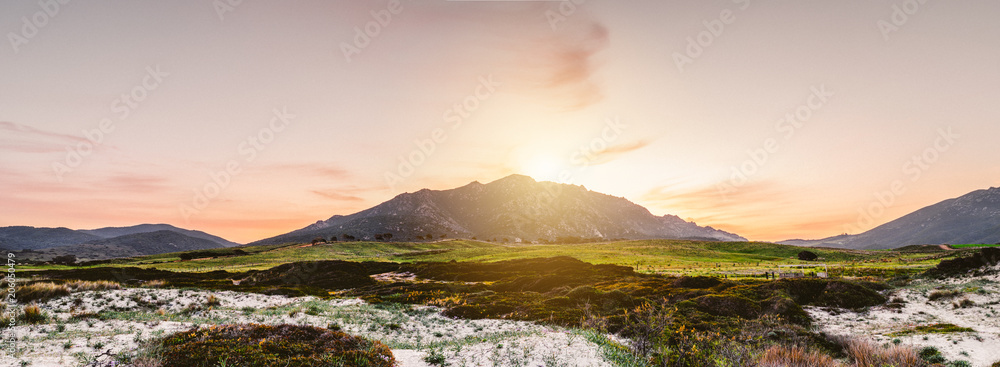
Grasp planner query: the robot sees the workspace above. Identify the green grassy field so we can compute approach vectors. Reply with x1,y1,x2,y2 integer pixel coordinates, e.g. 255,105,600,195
23,239,962,278
949,243,1000,248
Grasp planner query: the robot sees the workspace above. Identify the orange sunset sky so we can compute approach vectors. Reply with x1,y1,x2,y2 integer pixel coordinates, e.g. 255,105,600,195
2,1,998,244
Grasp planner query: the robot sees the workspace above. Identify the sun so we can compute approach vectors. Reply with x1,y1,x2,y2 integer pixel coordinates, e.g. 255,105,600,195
519,152,567,182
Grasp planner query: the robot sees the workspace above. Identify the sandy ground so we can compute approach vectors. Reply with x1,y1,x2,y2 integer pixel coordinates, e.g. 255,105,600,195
0,288,617,367
807,266,1000,367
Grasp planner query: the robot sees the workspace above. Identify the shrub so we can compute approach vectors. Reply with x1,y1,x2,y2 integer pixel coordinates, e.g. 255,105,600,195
205,295,220,307
66,280,121,291
757,345,838,367
952,298,974,309
691,294,760,319
150,324,395,367
21,303,47,324
990,360,1000,367
17,282,70,302
797,251,818,261
143,280,168,288
928,290,962,301
919,346,946,364
566,285,601,301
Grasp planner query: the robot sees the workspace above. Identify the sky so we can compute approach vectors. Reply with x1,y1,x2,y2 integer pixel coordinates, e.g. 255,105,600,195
1,0,998,244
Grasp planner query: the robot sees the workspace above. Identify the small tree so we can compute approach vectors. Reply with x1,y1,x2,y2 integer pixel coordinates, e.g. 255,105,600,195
52,255,77,265
797,251,818,261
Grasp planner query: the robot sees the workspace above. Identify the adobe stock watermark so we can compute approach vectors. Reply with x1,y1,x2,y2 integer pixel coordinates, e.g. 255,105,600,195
6,0,71,54
52,65,169,182
179,107,296,221
2,253,16,359
340,0,404,63
844,127,959,234
545,0,588,31
567,116,627,171
672,0,751,73
716,85,834,199
213,0,245,21
383,74,500,189
877,0,931,41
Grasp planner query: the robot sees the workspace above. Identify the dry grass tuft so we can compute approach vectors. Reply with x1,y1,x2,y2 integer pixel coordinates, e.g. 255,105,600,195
143,279,168,288
205,294,221,307
847,339,924,367
928,289,962,301
21,303,46,324
66,280,121,291
757,345,839,367
18,282,71,302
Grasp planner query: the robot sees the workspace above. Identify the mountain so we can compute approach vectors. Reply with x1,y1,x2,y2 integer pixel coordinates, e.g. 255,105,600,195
80,224,240,247
20,230,224,261
0,223,238,254
0,226,103,250
251,174,746,245
782,186,1000,250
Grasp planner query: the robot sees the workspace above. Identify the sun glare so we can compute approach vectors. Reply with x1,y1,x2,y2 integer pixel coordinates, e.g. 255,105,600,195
520,153,566,182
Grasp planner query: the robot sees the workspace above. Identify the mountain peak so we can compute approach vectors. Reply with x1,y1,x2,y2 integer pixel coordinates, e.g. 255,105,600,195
489,174,538,185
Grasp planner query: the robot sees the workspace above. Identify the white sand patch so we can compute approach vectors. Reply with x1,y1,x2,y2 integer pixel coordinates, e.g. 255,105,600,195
807,266,1000,367
0,288,622,367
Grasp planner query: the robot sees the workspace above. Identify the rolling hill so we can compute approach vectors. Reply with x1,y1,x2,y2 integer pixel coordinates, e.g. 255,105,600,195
783,186,1000,249
251,174,746,246
15,230,224,261
0,226,103,250
80,223,240,247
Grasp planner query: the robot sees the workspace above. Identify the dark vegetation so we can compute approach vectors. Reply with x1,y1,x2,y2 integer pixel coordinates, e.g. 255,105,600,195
147,324,394,367
178,248,248,261
797,251,818,261
924,248,1000,277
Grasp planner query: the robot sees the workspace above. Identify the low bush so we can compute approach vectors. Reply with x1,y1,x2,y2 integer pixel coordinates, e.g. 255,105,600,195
66,280,121,292
919,346,946,364
149,324,395,367
16,282,70,303
952,298,975,309
691,294,760,319
928,289,962,301
143,280,168,288
757,345,838,367
21,303,47,324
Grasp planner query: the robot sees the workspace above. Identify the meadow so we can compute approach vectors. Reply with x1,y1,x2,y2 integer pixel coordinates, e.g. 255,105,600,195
25,239,964,278
7,240,998,367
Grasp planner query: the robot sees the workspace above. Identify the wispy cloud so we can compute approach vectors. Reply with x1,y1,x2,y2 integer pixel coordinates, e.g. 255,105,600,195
311,190,364,202
252,163,351,179
0,121,95,154
580,139,650,166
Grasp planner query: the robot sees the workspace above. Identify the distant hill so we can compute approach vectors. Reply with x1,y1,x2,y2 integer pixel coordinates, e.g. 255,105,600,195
17,230,224,261
781,186,1000,249
0,223,238,261
0,226,102,250
80,223,240,247
251,174,746,246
